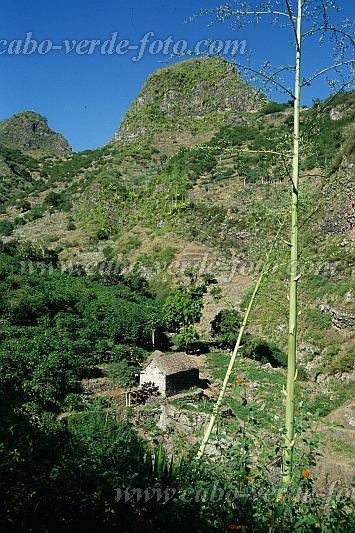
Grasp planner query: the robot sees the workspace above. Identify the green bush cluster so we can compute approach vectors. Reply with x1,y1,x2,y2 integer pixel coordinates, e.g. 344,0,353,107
328,345,355,374
0,220,14,236
167,145,218,182
241,336,288,367
305,309,332,330
0,239,162,411
1,396,353,532
210,308,289,368
211,308,242,348
40,147,107,182
260,100,293,115
134,245,176,274
0,146,38,206
43,190,72,211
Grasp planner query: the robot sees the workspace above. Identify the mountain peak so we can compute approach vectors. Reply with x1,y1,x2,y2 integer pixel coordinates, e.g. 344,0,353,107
0,111,72,153
112,56,266,147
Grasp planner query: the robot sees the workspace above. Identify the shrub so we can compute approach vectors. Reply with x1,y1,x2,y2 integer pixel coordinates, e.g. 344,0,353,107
119,236,142,254
328,345,355,374
17,198,31,212
306,308,332,329
95,228,109,241
174,325,200,353
105,360,140,388
210,309,242,348
13,216,26,227
23,205,46,221
66,221,76,231
261,101,292,114
242,336,288,367
0,220,14,236
44,191,62,207
124,274,151,296
110,344,149,364
43,191,72,212
102,245,114,260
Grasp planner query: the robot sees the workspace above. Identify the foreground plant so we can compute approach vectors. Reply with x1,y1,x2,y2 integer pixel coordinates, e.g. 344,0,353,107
194,0,354,485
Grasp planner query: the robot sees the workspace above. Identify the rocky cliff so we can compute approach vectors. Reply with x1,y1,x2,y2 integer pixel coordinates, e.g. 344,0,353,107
321,137,355,235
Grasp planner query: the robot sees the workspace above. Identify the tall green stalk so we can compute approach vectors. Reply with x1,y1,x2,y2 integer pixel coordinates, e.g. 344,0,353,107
282,0,302,486
196,222,285,460
196,271,263,461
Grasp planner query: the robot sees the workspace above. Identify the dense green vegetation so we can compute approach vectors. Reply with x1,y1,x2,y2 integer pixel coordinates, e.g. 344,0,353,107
2,230,352,530
76,92,354,251
0,146,39,208
0,239,164,529
0,239,162,407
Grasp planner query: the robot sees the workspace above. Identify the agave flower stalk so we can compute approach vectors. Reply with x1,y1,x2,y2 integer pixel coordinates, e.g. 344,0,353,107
196,222,285,460
282,0,302,486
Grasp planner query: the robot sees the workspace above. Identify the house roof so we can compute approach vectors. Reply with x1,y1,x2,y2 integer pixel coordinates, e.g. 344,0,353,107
143,349,164,369
145,353,199,376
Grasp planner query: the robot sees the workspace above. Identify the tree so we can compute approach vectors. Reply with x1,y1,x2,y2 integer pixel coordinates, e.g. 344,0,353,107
16,198,31,212
0,220,14,237
194,0,354,484
174,325,200,353
163,271,220,351
163,283,205,333
44,191,62,207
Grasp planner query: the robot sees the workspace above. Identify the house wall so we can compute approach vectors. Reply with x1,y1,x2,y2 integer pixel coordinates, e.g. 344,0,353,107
165,369,199,397
139,363,166,396
140,361,200,398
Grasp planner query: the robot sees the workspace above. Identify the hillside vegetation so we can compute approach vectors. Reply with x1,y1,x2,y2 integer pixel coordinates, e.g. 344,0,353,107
1,60,353,381
0,58,354,531
0,110,71,154
113,56,266,147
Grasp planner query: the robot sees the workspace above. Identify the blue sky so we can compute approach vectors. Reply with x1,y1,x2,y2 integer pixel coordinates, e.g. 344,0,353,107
1,1,354,152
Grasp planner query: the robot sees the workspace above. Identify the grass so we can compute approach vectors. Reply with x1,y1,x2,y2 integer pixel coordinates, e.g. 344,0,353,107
303,379,355,417
206,350,288,428
172,395,214,414
329,437,355,458
205,348,355,430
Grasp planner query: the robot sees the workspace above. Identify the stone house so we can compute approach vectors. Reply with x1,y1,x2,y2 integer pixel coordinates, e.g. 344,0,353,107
139,352,199,398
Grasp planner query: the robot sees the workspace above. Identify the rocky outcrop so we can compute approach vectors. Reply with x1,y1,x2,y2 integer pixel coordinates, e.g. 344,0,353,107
320,303,355,331
320,116,355,235
0,111,72,153
112,57,267,147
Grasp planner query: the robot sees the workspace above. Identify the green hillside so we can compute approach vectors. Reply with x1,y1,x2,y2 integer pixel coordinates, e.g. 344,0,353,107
0,57,354,531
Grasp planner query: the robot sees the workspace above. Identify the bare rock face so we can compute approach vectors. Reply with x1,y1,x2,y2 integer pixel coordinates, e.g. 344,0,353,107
0,111,72,153
321,153,355,235
320,303,355,331
112,57,267,147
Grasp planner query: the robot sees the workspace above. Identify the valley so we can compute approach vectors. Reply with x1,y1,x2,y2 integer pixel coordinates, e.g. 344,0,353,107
0,56,354,531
